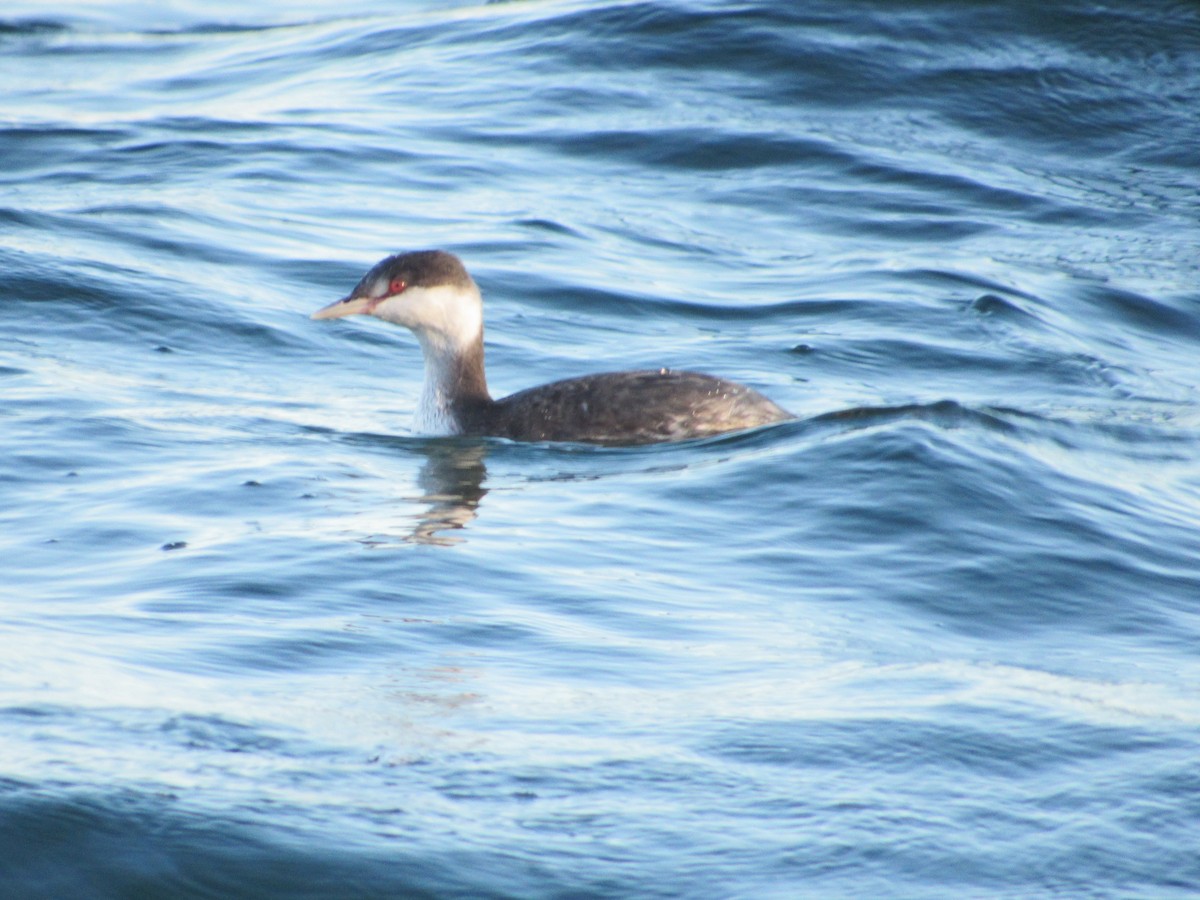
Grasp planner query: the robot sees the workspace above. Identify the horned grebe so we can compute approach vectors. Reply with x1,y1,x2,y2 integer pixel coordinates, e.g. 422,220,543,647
312,250,793,445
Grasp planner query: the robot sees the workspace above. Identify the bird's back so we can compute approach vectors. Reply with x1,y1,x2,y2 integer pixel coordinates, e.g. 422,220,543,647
464,369,793,445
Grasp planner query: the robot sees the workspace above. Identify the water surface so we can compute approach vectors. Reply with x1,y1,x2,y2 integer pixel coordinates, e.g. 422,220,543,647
2,1,1199,896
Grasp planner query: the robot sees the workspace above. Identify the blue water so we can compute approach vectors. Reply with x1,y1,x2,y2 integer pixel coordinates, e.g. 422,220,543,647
3,1,1200,896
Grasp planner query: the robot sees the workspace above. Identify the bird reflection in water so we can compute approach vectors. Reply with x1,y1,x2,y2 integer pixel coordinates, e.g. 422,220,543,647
402,440,489,546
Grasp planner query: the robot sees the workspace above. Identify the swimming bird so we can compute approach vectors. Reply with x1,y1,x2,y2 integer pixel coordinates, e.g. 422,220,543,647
312,250,793,445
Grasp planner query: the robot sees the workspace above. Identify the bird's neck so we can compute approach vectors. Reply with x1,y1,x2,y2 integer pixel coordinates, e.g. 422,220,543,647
413,328,492,435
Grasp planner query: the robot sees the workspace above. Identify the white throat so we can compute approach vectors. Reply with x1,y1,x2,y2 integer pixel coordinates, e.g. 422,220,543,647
374,283,485,436
413,333,466,435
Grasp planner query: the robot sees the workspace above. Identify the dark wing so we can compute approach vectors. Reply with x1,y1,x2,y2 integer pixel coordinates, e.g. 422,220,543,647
480,370,792,445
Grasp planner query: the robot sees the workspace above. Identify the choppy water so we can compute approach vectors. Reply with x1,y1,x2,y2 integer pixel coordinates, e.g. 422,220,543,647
3,1,1200,897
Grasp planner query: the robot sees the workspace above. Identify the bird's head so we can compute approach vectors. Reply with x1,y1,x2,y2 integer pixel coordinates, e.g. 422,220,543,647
312,249,482,351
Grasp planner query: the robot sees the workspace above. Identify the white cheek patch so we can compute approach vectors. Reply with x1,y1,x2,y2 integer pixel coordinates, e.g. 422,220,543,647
374,284,481,346
423,284,482,350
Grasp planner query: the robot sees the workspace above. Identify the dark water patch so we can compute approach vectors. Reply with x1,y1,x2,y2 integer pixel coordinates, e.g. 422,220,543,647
496,274,867,324
544,128,851,173
1070,281,1200,343
0,785,455,900
97,136,365,183
814,335,1042,390
0,248,134,309
706,714,1175,775
695,707,1200,895
843,212,992,243
0,249,306,358
158,714,292,754
967,293,1038,323
0,125,132,179
1051,418,1200,466
846,157,1068,220
807,399,1020,437
512,217,583,239
888,267,1046,304
0,19,72,37
492,2,886,90
190,631,397,676
914,63,1169,157
157,20,324,37
0,775,725,898
132,115,296,141
312,14,477,63
64,211,262,271
686,412,1200,641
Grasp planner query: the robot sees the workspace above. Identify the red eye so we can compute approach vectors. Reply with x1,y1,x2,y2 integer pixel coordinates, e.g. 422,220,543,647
389,278,407,295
